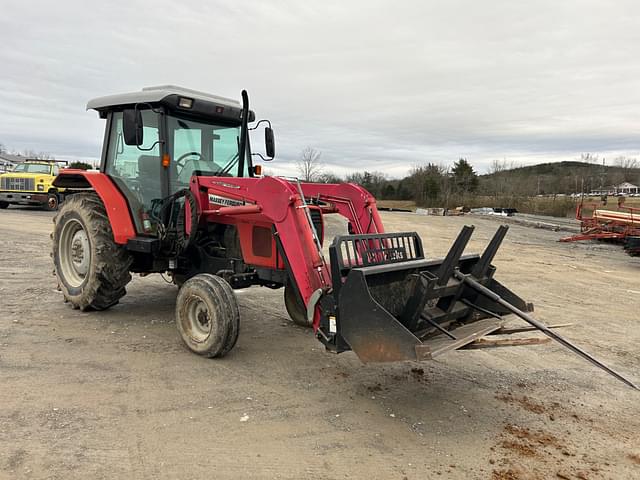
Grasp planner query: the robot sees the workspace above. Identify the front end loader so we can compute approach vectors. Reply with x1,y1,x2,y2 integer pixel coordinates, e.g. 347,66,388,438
52,86,637,390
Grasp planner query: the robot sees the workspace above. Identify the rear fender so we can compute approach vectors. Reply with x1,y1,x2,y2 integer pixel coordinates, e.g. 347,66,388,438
53,170,136,244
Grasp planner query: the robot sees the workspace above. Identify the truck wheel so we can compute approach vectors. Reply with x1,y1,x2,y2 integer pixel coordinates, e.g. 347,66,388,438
176,274,240,358
0,201,8,209
45,193,59,211
284,279,312,327
52,193,132,311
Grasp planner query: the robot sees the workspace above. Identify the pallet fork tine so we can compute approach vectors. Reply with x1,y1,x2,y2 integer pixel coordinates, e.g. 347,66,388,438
455,271,639,391
472,225,509,278
436,225,474,285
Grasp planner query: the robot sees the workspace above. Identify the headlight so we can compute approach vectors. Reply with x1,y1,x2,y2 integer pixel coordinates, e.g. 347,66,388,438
37,184,45,191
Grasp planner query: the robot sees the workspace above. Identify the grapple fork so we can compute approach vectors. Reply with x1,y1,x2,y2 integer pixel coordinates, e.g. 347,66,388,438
320,225,638,390
325,226,525,362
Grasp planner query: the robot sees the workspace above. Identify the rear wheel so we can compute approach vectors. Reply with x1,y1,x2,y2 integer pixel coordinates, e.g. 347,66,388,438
0,201,8,209
175,274,240,357
52,193,132,310
284,279,312,327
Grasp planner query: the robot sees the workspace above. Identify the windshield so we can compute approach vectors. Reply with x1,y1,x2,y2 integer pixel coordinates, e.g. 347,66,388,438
167,115,247,191
12,163,51,174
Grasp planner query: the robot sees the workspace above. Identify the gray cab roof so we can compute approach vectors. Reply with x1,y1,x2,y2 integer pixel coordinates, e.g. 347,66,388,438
86,85,241,111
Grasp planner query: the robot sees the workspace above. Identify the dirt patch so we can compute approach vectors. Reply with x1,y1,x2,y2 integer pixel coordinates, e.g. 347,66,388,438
496,393,546,414
498,424,568,462
501,440,537,457
6,449,27,470
503,424,563,450
629,453,640,464
491,467,533,480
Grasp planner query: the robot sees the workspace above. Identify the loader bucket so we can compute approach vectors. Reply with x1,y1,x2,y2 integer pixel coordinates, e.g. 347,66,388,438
328,225,532,363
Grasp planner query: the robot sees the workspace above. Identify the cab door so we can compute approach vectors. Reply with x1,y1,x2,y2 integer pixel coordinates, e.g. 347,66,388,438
104,110,166,233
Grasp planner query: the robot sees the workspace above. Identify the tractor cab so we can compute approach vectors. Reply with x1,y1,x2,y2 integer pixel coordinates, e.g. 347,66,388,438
86,85,273,233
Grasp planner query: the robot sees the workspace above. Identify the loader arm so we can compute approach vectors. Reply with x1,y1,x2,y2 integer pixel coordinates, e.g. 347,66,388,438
298,182,385,235
193,176,397,327
193,175,334,327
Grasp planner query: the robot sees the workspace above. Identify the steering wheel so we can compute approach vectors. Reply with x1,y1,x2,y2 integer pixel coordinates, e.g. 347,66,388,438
175,151,204,176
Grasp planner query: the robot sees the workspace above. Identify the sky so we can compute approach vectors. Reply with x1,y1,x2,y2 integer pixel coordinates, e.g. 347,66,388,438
0,0,639,177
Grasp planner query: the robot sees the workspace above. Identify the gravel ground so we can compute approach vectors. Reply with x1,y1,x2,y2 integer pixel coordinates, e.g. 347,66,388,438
1,205,639,480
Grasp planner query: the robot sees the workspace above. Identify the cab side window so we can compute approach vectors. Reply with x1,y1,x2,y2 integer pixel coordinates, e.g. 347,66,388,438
105,110,160,232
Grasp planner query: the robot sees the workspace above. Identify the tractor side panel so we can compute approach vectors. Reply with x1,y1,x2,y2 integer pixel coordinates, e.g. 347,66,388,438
236,221,284,269
54,170,136,244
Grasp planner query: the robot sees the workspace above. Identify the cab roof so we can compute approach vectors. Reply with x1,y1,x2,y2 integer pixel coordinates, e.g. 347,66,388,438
86,85,251,123
87,85,241,111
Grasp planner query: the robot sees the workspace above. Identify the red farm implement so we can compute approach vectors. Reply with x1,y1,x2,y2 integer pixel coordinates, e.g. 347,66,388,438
560,202,640,256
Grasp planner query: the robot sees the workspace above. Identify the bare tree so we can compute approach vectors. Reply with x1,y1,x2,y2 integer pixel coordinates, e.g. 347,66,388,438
580,153,599,164
317,172,342,183
297,147,322,182
23,149,53,160
614,156,638,170
345,171,388,197
613,156,639,182
0,143,6,154
489,159,508,175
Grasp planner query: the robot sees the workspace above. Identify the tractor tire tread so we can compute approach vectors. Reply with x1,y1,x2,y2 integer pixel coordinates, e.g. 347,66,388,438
175,274,239,358
53,192,132,311
199,274,240,357
284,279,312,327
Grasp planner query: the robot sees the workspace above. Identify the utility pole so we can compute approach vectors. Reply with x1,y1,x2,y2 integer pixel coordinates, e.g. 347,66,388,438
600,158,607,194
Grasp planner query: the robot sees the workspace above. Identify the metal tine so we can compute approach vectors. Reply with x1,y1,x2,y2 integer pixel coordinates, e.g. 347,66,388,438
456,271,640,391
436,225,475,285
471,225,509,278
420,314,457,340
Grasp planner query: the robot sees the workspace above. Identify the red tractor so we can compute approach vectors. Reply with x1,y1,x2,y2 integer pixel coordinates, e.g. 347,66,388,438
51,86,636,389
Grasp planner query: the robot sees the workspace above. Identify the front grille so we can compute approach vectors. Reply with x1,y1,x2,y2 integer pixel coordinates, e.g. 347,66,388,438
0,177,35,191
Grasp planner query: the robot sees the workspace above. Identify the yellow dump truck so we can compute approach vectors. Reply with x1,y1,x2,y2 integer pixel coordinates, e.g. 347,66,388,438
0,160,67,211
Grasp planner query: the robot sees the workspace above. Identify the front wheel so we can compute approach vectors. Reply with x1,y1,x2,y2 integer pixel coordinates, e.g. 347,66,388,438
45,193,59,211
175,274,240,358
52,193,132,310
0,201,9,209
284,279,313,327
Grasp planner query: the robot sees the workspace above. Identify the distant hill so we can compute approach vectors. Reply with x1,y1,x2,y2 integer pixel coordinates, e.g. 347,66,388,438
479,161,640,195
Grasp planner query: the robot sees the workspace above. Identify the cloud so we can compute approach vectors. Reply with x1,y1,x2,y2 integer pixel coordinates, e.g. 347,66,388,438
1,0,639,175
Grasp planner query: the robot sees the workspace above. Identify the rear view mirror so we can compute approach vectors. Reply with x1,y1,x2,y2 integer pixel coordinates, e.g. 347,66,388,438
123,108,143,146
264,127,275,160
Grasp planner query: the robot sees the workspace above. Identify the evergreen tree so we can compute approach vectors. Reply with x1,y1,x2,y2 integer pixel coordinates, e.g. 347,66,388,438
69,161,93,170
451,158,478,194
